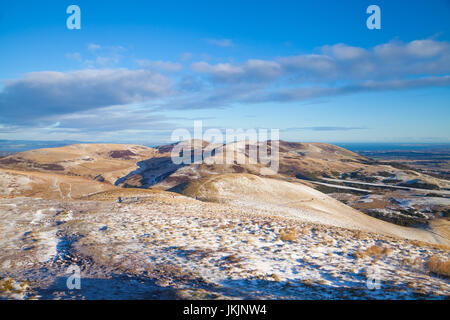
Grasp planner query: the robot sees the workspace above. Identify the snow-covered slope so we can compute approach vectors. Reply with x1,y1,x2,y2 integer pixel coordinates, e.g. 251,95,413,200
181,173,449,245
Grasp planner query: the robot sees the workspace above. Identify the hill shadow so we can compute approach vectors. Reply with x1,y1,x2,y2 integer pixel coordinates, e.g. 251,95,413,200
30,273,447,300
115,157,184,188
38,274,179,300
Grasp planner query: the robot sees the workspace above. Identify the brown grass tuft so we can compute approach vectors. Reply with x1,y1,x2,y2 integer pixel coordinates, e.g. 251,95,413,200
352,245,392,259
0,278,14,293
270,274,281,281
427,255,450,278
279,228,299,242
225,254,242,264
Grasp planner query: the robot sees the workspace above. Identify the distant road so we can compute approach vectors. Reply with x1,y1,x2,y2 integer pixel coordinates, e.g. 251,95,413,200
296,179,372,193
321,177,450,195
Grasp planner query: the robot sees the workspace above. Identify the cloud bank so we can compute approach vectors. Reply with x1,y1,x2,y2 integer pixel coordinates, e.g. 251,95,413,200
0,69,172,122
0,38,449,140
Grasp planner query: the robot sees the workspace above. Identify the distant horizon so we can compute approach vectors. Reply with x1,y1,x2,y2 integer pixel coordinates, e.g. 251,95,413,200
1,138,450,153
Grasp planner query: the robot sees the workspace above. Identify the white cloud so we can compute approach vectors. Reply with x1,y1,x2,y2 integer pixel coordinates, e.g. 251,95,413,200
321,44,368,60
0,69,172,122
136,60,183,72
374,39,449,59
88,43,101,51
192,39,450,84
191,59,281,83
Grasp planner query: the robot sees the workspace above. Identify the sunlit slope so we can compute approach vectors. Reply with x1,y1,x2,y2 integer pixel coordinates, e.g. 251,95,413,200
151,140,449,190
0,144,159,185
181,173,449,245
0,168,115,200
2,141,446,191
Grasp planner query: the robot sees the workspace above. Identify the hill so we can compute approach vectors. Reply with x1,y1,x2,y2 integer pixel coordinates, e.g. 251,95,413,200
0,143,159,185
180,173,449,245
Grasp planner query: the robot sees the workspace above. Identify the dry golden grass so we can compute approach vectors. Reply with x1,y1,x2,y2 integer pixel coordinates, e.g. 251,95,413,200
299,278,314,286
299,227,310,236
0,278,29,298
353,230,371,240
270,274,281,281
401,257,424,273
217,224,232,230
353,245,392,259
225,254,242,264
409,240,450,252
0,278,13,293
427,255,450,278
279,228,299,242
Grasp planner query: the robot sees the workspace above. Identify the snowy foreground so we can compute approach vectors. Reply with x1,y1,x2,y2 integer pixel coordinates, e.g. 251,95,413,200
0,193,449,300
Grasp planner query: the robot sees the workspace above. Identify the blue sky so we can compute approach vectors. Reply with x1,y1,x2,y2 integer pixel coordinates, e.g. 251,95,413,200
0,0,449,144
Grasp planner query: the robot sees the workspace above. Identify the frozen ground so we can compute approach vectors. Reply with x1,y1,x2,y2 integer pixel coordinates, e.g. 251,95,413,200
0,194,448,300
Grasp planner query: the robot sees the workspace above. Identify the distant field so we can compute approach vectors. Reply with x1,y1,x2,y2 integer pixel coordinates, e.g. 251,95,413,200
337,143,450,181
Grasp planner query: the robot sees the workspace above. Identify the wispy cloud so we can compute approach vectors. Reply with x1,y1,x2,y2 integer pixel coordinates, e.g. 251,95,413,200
205,38,234,47
66,52,82,62
284,126,367,132
186,39,450,106
194,39,450,84
181,52,193,61
136,59,183,72
0,69,172,122
87,43,101,51
66,43,126,68
191,59,281,83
